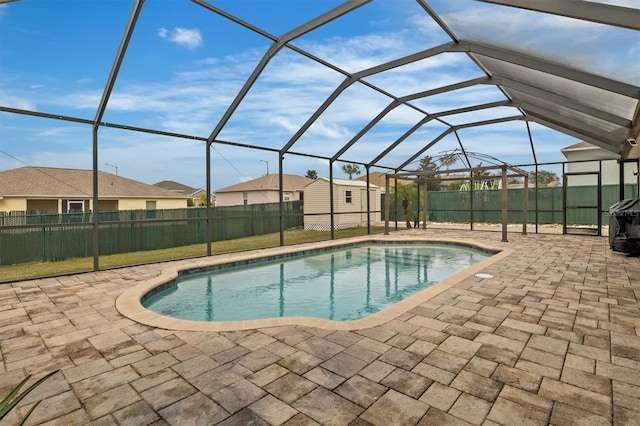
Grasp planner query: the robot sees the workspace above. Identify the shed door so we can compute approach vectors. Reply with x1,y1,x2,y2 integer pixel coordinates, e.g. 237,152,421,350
361,189,367,222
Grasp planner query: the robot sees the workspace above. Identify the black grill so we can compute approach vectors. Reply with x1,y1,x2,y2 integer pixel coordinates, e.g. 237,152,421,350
609,199,640,255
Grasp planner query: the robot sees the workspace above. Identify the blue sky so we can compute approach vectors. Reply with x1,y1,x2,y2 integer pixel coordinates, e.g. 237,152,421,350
1,0,638,191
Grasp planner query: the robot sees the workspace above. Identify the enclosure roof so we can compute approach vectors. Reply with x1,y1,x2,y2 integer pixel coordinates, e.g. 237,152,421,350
0,0,638,183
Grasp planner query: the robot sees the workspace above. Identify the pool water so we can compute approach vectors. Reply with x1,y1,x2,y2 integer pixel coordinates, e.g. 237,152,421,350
143,243,492,322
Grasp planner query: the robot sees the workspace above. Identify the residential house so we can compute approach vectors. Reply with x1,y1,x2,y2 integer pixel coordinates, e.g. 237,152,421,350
214,174,312,207
153,180,209,206
355,171,412,193
0,166,189,214
304,178,381,230
561,141,636,186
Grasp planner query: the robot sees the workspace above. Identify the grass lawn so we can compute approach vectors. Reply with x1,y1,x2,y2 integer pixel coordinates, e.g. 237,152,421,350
0,227,387,283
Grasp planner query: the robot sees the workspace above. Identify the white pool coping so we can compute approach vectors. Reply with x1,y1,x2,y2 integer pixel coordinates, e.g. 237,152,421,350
115,234,513,331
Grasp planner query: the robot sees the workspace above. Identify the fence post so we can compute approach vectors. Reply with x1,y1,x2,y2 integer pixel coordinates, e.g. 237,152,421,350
41,213,46,262
523,176,528,235
501,165,508,242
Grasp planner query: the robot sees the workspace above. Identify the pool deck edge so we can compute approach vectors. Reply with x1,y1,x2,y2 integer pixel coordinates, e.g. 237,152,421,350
115,235,513,332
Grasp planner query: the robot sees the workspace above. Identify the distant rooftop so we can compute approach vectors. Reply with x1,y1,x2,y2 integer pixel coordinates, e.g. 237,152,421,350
0,167,187,199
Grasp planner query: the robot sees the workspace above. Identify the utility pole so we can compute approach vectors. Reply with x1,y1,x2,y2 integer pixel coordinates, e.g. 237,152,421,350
105,163,118,176
260,160,269,175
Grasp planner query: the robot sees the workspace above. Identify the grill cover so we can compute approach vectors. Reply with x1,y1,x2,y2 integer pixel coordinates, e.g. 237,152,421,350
609,198,640,255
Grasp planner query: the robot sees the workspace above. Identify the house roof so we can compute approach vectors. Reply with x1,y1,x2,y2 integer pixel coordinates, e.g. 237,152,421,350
561,141,619,160
0,167,188,199
307,177,379,188
153,180,200,196
215,174,313,193
355,171,412,187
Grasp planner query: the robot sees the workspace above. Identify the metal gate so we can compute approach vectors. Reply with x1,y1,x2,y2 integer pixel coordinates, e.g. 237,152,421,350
563,171,601,236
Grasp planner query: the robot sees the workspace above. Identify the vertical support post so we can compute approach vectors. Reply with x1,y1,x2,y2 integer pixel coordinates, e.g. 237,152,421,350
637,159,640,198
522,174,528,235
394,170,399,231
598,161,602,236
619,159,625,201
279,155,285,246
329,160,335,240
366,165,371,235
206,143,212,256
384,174,390,235
534,164,539,233
90,0,144,271
469,174,474,231
92,126,100,271
423,182,428,229
501,165,508,242
525,121,539,234
562,163,567,234
415,181,420,229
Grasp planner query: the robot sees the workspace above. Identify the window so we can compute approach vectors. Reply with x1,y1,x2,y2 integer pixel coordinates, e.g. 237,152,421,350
146,200,157,219
243,192,248,206
65,200,85,223
67,200,84,213
345,190,352,203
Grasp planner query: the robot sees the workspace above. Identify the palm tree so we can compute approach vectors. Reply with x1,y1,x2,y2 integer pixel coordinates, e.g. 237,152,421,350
305,169,318,179
341,164,361,179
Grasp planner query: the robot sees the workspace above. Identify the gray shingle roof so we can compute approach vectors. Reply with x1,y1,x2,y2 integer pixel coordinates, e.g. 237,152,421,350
215,174,313,193
153,180,200,195
0,167,188,199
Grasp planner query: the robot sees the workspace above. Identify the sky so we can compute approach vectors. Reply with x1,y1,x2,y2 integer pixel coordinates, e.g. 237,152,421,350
0,0,638,191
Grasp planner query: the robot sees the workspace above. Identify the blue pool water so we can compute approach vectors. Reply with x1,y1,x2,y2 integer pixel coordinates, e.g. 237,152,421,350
143,243,493,322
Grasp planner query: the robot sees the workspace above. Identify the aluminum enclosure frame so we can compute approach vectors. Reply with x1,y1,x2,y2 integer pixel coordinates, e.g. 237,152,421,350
0,0,638,271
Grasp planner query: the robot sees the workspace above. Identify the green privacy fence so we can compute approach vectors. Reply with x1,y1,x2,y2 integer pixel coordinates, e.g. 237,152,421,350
383,184,637,225
0,201,303,266
2,184,637,267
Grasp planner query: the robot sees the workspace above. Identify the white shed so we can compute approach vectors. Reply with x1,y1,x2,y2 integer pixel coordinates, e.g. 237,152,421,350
303,178,381,230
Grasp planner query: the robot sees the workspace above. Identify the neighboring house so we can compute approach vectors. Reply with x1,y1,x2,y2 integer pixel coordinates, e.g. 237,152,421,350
355,171,412,193
214,174,312,207
561,141,635,186
304,178,381,231
153,180,209,206
0,166,189,214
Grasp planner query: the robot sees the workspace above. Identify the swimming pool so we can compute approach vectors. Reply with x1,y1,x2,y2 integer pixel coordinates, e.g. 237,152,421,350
142,242,494,323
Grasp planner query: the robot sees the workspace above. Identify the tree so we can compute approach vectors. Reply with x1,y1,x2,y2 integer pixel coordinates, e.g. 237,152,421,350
389,182,421,229
439,153,458,174
417,156,441,192
471,162,491,179
341,164,361,180
197,193,213,207
305,169,318,179
529,170,560,187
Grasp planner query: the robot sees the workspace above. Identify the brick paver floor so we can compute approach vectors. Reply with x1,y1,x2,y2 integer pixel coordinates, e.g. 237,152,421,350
1,229,639,425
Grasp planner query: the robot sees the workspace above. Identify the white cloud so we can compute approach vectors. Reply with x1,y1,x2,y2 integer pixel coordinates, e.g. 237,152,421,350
0,91,38,111
172,28,203,49
157,27,203,50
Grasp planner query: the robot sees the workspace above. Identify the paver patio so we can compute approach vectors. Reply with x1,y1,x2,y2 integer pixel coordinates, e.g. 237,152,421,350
1,229,639,425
